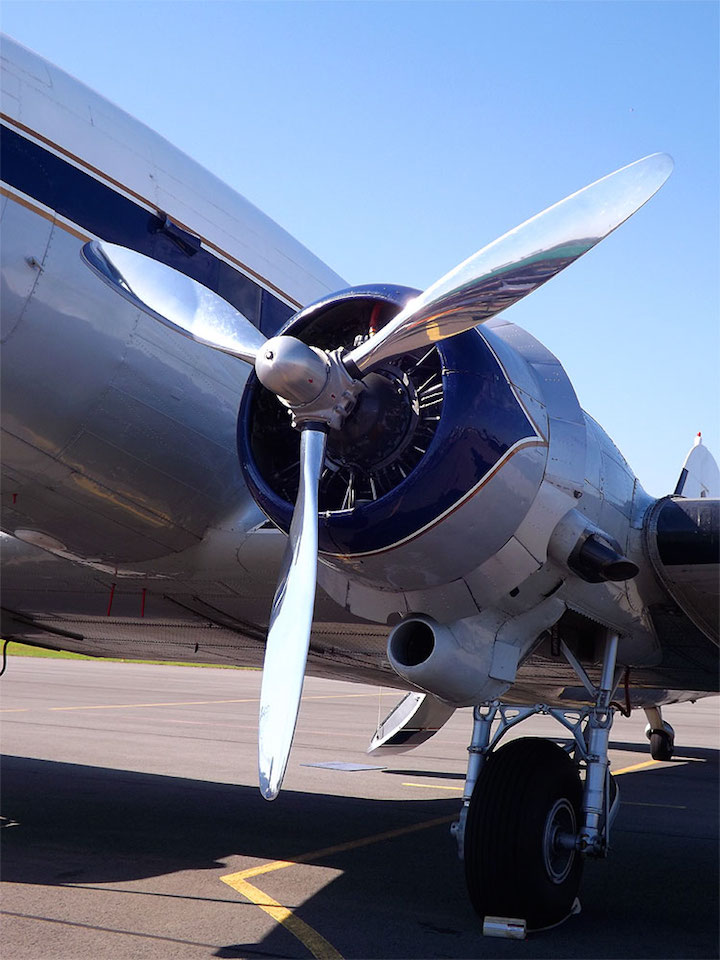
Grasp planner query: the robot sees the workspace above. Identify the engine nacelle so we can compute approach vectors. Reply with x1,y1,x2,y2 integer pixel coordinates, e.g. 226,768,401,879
238,285,549,598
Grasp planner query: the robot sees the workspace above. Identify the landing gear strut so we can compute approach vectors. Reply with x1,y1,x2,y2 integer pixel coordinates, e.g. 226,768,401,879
644,706,675,761
452,632,623,932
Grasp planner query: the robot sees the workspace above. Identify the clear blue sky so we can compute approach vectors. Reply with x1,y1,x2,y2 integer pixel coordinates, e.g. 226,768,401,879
3,1,718,496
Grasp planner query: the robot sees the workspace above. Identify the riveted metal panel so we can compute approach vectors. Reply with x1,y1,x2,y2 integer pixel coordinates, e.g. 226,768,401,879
0,195,54,342
1,224,137,455
598,498,634,551
529,362,584,424
600,449,636,516
545,417,587,494
404,578,479,624
514,478,576,564
343,577,408,625
464,536,542,608
583,415,604,495
77,388,241,508
486,317,561,367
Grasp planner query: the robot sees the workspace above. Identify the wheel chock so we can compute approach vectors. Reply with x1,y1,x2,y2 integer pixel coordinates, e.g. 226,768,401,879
482,917,527,939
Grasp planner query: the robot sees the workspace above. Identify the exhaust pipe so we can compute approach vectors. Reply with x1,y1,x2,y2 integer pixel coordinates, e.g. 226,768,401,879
387,614,499,705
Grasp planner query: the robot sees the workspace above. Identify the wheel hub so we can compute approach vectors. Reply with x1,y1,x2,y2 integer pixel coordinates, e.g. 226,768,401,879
543,798,577,884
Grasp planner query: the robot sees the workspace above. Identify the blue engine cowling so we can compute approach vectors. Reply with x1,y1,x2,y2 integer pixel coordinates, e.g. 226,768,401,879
238,285,546,571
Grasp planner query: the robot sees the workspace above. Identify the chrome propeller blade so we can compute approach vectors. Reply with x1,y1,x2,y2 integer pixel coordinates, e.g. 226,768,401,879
81,240,267,363
345,153,673,374
82,240,332,801
258,427,327,800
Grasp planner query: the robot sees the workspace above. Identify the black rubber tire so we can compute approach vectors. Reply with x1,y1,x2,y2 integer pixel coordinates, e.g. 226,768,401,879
650,731,673,761
464,737,583,931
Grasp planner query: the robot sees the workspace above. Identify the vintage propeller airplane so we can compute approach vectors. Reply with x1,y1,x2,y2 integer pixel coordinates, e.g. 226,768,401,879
1,35,718,931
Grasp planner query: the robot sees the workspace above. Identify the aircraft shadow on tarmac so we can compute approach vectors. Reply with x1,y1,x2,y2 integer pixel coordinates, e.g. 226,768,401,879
382,741,718,783
1,753,718,959
0,755,462,886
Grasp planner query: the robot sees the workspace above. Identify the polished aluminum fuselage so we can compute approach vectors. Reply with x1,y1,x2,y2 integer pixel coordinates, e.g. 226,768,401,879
1,37,343,569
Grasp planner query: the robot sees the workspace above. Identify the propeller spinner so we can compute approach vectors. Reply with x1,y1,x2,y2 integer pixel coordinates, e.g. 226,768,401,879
81,152,672,800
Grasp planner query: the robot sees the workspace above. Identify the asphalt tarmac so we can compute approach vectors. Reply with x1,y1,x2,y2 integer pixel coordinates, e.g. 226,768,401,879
1,658,718,960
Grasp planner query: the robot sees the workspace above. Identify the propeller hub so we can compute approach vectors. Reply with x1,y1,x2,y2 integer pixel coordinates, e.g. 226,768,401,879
327,367,419,472
255,335,330,406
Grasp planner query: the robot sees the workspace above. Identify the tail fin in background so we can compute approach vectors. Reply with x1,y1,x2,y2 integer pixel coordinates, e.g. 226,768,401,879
674,433,720,498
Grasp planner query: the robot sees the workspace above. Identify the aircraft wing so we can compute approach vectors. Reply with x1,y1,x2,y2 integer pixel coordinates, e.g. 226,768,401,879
2,521,717,711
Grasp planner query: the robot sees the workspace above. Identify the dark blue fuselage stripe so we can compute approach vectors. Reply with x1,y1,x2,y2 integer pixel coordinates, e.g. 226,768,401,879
0,123,294,336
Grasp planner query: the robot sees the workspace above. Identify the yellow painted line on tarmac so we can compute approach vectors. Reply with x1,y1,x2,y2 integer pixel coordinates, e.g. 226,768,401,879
402,781,463,791
50,698,260,711
611,759,662,776
222,813,456,883
49,692,379,712
612,757,702,776
0,708,28,713
226,877,343,960
403,757,674,793
302,694,381,701
220,814,455,957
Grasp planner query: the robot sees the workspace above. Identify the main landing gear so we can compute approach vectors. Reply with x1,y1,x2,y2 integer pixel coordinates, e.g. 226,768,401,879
452,633,623,933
